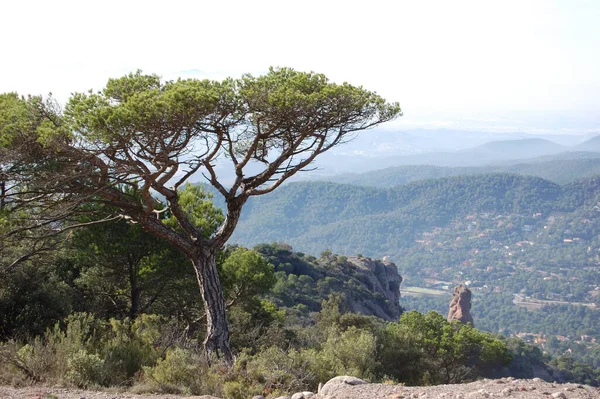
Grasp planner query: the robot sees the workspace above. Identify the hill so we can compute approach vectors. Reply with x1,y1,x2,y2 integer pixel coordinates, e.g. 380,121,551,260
574,135,600,152
323,157,600,187
231,174,564,256
336,137,570,170
464,138,565,159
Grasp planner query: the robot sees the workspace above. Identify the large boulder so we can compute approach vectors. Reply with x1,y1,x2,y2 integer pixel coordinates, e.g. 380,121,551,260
319,376,368,397
447,284,474,325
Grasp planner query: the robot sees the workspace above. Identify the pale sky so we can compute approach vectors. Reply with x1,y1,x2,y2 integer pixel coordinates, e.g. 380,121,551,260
1,0,599,134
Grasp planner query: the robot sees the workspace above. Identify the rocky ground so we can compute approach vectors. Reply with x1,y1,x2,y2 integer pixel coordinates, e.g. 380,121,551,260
1,376,600,399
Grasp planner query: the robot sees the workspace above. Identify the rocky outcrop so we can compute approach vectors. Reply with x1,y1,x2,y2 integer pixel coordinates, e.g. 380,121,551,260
448,284,474,325
343,256,402,320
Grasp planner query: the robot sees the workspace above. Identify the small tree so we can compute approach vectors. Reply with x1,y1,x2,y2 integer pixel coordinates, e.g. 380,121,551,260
0,67,401,363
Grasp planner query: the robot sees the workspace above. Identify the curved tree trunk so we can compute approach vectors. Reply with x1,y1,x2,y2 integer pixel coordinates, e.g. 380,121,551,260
192,248,233,365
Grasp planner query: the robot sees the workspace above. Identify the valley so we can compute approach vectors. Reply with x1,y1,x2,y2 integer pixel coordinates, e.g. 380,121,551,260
217,137,600,379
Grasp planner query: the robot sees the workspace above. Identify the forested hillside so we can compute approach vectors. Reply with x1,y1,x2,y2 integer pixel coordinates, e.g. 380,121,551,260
230,174,600,308
231,173,565,255
227,173,600,380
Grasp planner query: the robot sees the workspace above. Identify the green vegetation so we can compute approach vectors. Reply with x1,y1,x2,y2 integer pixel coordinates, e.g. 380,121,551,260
0,68,400,363
0,229,549,394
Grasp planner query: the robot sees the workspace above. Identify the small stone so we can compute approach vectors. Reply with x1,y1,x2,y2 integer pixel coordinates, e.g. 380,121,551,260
551,393,567,399
251,396,266,399
290,394,304,399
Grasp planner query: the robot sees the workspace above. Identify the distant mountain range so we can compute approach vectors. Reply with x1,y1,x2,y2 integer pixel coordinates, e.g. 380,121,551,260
302,133,600,178
194,132,600,185
321,155,600,187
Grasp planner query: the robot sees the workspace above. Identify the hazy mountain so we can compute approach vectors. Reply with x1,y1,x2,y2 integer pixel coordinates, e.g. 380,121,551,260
573,135,600,152
321,157,600,187
195,132,599,186
463,138,565,158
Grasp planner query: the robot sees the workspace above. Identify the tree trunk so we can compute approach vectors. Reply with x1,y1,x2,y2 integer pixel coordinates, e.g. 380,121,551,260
192,248,233,365
129,260,140,320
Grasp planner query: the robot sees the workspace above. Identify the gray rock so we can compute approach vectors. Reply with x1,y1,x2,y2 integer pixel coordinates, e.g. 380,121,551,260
251,396,266,399
551,393,567,399
320,376,368,396
345,257,402,320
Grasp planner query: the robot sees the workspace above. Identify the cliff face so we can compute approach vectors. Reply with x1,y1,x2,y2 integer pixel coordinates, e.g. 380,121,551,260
342,256,402,321
254,244,403,321
447,284,474,325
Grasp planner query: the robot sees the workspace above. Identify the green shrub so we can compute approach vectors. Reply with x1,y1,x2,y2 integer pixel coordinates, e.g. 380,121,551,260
243,346,317,395
313,327,378,382
223,380,263,399
0,341,29,386
143,347,202,394
0,313,103,385
66,350,105,388
102,315,162,384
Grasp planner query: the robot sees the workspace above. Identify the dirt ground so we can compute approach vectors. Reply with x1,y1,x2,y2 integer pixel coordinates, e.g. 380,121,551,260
322,377,600,399
2,377,600,399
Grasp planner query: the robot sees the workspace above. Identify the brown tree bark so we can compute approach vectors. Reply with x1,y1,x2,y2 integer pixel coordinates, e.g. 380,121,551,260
192,248,233,364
